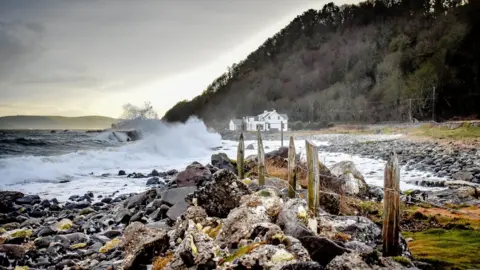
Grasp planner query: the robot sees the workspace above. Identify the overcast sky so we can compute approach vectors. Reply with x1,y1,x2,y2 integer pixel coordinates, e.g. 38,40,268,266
0,0,359,118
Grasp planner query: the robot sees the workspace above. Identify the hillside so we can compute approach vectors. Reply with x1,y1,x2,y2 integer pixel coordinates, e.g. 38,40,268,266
0,115,117,130
163,0,480,129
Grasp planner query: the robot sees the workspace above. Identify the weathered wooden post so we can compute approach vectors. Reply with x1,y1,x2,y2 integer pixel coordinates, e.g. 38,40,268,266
257,128,266,186
305,140,320,215
237,133,245,179
288,136,296,198
383,151,401,256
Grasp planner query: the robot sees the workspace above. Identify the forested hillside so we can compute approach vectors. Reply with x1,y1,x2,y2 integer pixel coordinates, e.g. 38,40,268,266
164,0,479,128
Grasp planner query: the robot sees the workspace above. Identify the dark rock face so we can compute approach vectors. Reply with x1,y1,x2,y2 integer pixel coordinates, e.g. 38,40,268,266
186,169,251,218
118,170,126,176
318,191,341,215
0,191,24,213
211,153,236,173
16,195,41,205
174,162,212,187
277,199,348,266
166,201,189,221
161,187,197,207
146,177,161,186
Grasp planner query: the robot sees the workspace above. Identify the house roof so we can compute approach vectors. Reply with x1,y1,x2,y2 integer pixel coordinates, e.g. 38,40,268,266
279,114,288,120
230,119,243,125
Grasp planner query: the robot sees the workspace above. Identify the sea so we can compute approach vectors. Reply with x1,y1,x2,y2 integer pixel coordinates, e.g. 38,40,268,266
0,118,434,202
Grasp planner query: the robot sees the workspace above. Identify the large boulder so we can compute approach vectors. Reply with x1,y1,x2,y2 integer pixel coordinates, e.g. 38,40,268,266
329,161,367,195
211,153,236,173
317,216,381,246
326,252,411,270
186,169,251,218
276,199,348,266
0,191,24,213
266,147,289,159
174,162,212,187
161,187,197,206
121,222,169,269
452,171,474,181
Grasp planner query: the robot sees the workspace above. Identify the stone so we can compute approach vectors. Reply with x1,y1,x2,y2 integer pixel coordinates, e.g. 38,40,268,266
266,147,289,159
329,161,367,195
167,201,189,221
161,186,197,206
318,191,341,215
175,162,212,187
115,207,132,224
15,194,40,205
64,232,88,244
101,197,113,204
326,252,410,269
211,153,236,173
126,189,156,209
281,262,325,270
36,226,56,237
246,144,255,150
151,169,160,177
121,222,169,269
146,177,161,186
0,244,25,259
0,191,24,213
53,219,73,232
452,171,474,181
118,170,126,176
167,169,178,176
186,169,251,218
276,199,348,266
317,216,381,245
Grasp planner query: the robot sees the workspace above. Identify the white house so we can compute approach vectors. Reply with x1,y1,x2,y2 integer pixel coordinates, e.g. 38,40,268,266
228,119,243,131
228,110,288,131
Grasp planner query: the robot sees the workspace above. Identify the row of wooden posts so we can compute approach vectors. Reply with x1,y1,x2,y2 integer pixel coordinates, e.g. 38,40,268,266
236,131,401,256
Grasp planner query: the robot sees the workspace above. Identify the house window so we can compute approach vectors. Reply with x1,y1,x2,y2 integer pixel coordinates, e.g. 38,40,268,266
267,123,271,129
278,116,280,120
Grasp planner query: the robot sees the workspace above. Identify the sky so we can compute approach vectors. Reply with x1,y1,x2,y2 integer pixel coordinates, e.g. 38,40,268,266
0,0,360,118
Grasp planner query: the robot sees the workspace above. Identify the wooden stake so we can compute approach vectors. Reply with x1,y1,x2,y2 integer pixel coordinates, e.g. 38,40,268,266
383,151,401,256
281,121,284,147
305,140,320,215
257,129,266,186
288,136,296,198
237,133,245,179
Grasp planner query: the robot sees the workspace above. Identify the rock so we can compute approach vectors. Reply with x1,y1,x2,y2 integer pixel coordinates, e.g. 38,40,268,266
1,228,33,244
151,169,160,177
118,170,126,176
165,220,217,270
99,238,120,253
318,191,341,215
53,219,73,232
211,153,236,173
344,241,374,254
40,199,51,208
326,252,410,269
130,211,144,223
246,144,255,150
266,147,289,159
281,262,325,270
64,232,88,244
0,191,24,213
101,197,113,204
167,201,189,221
367,186,384,202
15,194,40,205
0,244,25,259
186,169,251,218
167,169,178,176
175,162,212,187
2,222,20,231
276,199,348,266
121,222,169,269
36,226,56,237
317,216,381,245
161,186,197,206
126,189,156,209
146,177,161,186
329,161,367,195
115,207,132,224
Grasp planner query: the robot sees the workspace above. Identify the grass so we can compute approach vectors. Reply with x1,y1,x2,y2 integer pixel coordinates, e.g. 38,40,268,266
403,229,480,269
411,123,480,140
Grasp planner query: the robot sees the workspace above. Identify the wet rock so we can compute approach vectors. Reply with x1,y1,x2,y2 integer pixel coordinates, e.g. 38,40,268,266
281,262,324,270
367,186,384,202
175,162,212,187
318,191,341,215
130,211,144,223
64,232,88,244
344,241,374,254
266,147,289,159
121,222,169,269
211,153,236,173
246,144,255,150
167,169,178,176
161,186,197,206
115,207,132,224
186,169,251,218
126,189,156,209
36,226,56,237
0,191,24,213
277,199,348,266
15,194,41,205
101,197,113,204
146,177,161,186
118,170,126,176
53,219,73,232
329,161,367,195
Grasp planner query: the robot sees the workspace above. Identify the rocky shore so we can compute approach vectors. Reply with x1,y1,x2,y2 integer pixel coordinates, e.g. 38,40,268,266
1,147,479,269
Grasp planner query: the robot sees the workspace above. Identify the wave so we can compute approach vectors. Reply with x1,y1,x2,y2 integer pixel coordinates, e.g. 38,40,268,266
0,117,221,186
0,138,49,146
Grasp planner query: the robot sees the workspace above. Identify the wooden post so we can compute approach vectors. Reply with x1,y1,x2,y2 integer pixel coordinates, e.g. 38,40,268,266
288,136,296,198
383,151,401,256
237,133,245,179
281,121,284,147
257,128,266,186
305,140,320,215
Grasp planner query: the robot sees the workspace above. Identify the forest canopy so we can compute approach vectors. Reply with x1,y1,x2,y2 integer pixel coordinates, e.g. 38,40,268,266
163,0,479,129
